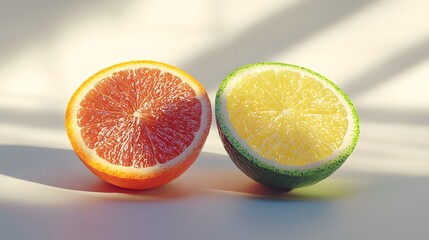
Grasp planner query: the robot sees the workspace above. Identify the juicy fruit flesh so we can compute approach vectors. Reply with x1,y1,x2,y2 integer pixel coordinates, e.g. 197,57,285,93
77,67,202,168
226,69,348,166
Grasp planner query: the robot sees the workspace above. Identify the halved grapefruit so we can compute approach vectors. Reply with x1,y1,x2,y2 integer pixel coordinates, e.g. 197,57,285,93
216,62,359,190
66,60,211,190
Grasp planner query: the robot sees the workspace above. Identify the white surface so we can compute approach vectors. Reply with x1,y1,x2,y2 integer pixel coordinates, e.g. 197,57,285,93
1,0,429,239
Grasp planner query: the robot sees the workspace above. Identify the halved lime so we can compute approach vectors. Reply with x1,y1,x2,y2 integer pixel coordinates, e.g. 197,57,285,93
215,62,359,190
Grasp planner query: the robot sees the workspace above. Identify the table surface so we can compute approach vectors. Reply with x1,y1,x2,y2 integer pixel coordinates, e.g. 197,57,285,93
1,1,429,239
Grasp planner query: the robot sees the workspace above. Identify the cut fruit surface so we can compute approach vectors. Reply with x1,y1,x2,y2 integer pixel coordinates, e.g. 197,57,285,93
216,62,359,189
66,60,211,189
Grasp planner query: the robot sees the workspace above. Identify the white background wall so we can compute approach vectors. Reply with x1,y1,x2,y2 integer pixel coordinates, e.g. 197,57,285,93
1,1,428,239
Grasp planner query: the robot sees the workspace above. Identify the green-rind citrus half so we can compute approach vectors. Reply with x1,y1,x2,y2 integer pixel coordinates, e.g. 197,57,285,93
215,62,359,190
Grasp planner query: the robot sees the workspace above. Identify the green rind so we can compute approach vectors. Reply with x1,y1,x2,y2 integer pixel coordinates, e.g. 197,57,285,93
215,62,360,189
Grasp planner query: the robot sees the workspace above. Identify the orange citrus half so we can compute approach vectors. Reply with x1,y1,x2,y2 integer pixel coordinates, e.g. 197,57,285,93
65,60,212,190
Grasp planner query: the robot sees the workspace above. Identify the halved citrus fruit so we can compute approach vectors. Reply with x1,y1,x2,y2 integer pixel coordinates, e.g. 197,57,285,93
215,62,359,190
65,60,212,190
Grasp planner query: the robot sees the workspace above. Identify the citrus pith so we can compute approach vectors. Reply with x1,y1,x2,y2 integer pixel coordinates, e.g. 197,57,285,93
215,62,359,190
66,60,211,189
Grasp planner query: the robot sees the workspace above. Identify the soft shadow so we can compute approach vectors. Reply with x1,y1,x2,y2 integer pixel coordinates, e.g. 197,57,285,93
0,145,208,201
181,0,376,91
182,152,357,200
358,107,429,126
344,37,429,125
0,0,133,63
344,37,429,98
239,180,353,201
0,145,356,200
0,107,64,130
0,145,198,200
0,145,104,190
